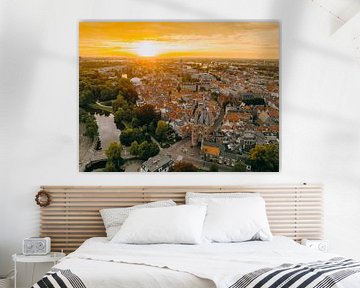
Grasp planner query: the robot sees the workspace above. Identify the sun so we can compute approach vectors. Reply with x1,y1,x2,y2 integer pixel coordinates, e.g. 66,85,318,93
134,41,159,57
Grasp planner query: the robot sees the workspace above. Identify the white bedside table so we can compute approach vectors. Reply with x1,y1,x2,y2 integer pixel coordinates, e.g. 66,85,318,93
301,239,328,252
12,252,65,288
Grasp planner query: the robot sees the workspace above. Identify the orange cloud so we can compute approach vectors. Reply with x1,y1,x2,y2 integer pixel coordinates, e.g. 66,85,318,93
79,22,279,59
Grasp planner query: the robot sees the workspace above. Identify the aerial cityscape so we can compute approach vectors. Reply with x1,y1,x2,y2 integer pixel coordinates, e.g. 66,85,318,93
79,22,279,172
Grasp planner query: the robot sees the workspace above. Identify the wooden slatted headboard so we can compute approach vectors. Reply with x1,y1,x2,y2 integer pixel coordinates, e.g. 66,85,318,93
39,184,323,253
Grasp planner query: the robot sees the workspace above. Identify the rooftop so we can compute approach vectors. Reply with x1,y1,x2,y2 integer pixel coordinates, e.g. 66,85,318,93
201,141,221,156
141,155,173,172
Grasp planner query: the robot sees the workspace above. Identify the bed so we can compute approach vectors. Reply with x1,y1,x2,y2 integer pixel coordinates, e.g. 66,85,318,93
33,185,360,288
33,236,360,288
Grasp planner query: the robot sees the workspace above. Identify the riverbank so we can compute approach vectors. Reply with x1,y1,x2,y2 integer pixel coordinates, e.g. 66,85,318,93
79,109,121,171
79,123,97,163
88,101,113,113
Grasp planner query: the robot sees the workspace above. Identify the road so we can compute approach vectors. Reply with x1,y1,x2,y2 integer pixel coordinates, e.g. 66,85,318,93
150,135,163,151
213,106,226,131
159,138,233,172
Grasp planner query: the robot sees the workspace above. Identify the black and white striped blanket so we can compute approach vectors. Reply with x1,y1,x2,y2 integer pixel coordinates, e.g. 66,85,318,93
32,268,86,288
229,257,360,288
32,258,360,288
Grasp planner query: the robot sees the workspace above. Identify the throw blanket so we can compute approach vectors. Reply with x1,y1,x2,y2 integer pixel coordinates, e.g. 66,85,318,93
33,258,360,288
32,269,86,288
229,258,360,288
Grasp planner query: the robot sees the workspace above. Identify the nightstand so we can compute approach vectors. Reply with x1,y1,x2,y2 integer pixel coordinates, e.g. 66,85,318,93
12,252,65,288
301,239,328,252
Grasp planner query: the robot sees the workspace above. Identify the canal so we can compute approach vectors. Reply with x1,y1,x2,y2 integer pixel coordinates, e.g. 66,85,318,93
94,113,121,150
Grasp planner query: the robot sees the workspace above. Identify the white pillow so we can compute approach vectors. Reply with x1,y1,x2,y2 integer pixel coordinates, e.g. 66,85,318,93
111,205,207,244
186,192,259,205
202,197,272,243
100,200,176,240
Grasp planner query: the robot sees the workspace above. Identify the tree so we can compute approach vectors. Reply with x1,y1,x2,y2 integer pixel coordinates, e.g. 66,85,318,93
172,161,197,172
105,142,124,171
79,89,94,107
155,120,169,142
129,141,139,156
233,161,247,172
209,163,219,172
79,108,89,123
131,117,141,128
137,141,160,160
103,161,116,172
99,87,118,102
114,108,125,128
112,95,129,112
120,129,133,146
135,104,160,126
79,109,98,141
120,128,145,146
249,144,279,172
84,120,98,141
114,108,133,128
122,109,133,122
118,78,138,104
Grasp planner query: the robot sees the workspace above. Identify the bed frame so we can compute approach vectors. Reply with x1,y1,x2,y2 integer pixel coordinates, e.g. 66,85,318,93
39,184,323,253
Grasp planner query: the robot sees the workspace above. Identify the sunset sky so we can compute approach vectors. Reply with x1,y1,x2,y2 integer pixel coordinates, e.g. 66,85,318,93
79,22,279,59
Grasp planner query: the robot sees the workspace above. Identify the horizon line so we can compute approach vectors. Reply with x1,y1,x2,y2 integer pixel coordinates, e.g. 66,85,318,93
79,56,279,61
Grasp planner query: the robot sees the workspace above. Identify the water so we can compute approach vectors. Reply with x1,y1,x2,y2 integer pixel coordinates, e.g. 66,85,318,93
85,159,107,172
94,114,121,150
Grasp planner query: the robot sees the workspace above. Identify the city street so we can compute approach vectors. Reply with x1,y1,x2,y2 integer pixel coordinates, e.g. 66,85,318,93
160,138,233,172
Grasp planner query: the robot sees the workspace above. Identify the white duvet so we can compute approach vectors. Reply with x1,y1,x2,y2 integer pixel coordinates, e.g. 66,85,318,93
54,237,360,288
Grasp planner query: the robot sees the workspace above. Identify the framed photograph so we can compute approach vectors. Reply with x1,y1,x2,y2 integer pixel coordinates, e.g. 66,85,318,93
79,22,279,172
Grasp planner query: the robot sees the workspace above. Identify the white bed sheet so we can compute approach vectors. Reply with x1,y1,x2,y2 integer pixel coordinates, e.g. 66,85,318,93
56,258,214,288
54,236,360,288
56,237,214,288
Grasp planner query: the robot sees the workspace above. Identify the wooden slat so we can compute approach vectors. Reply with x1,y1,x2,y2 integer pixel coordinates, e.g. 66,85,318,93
39,184,323,253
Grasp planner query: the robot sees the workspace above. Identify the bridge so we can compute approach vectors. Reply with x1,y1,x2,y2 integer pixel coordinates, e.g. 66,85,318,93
79,146,106,172
79,142,137,172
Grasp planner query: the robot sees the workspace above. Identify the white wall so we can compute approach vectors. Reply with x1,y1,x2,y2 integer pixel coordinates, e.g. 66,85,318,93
1,0,360,285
